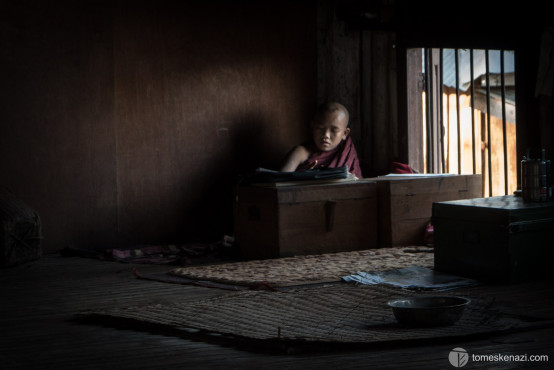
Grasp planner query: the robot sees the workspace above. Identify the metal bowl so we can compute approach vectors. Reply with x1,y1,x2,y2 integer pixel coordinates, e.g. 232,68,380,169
388,296,470,327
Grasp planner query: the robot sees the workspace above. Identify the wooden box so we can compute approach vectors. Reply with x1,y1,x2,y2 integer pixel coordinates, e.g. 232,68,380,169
433,195,554,283
372,174,482,247
234,180,377,259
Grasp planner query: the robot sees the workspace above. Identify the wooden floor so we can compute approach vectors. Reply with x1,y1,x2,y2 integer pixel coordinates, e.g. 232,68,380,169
1,254,553,369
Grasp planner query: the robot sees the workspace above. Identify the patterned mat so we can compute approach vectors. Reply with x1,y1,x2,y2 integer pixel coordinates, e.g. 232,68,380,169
166,247,434,288
82,283,548,345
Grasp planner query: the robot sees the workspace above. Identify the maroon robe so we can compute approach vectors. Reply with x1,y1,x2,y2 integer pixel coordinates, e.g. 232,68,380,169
296,136,363,178
391,161,414,174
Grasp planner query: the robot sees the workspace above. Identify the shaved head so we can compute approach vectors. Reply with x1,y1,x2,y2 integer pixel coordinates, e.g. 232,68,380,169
314,102,349,127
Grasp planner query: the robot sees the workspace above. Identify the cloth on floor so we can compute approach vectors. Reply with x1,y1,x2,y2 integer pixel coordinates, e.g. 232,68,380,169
106,244,195,264
59,236,237,265
342,266,478,290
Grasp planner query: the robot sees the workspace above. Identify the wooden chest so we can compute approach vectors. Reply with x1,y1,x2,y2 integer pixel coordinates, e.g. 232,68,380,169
234,180,377,259
433,195,554,283
373,174,482,247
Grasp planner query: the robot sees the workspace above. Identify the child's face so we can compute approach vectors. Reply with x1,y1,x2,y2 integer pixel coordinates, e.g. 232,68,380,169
311,112,350,152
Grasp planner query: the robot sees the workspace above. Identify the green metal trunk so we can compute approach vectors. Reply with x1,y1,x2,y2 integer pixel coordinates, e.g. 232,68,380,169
433,195,554,283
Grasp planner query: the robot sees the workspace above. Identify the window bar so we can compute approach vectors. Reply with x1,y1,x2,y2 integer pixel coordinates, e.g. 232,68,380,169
425,48,434,172
424,48,429,172
470,49,476,174
455,48,461,174
485,50,493,196
439,48,445,173
500,50,509,195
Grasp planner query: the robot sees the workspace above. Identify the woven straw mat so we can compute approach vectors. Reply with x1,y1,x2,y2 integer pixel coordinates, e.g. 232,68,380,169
87,283,520,344
168,247,434,287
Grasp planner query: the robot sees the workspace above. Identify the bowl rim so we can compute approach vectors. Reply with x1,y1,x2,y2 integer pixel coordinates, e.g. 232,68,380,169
387,296,471,309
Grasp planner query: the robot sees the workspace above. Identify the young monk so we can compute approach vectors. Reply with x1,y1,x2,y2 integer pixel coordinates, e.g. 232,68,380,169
280,102,363,178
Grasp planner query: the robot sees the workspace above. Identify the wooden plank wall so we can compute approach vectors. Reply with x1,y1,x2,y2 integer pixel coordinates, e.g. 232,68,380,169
0,2,119,250
363,30,399,176
112,1,317,245
1,0,551,252
317,1,361,159
317,1,399,178
0,1,317,252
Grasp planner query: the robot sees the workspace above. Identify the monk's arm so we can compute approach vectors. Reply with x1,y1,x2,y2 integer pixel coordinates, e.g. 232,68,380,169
280,145,311,172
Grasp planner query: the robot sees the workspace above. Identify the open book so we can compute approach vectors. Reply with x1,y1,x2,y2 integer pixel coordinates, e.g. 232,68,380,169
241,166,358,186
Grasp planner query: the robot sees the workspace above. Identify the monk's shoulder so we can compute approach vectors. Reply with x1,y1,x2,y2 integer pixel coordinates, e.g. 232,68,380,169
280,144,313,172
291,144,312,158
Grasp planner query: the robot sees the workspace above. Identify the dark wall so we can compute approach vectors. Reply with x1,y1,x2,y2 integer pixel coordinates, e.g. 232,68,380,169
2,0,552,253
1,1,119,251
1,0,317,251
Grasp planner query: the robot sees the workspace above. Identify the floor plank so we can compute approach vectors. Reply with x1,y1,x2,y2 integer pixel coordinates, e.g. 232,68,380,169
1,254,553,369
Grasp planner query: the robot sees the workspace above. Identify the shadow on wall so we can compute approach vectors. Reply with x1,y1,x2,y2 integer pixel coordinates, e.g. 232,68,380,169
178,111,283,243
74,113,284,250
